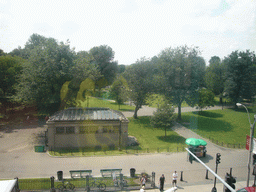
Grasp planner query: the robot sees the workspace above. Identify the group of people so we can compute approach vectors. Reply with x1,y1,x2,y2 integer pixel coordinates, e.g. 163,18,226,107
140,171,178,192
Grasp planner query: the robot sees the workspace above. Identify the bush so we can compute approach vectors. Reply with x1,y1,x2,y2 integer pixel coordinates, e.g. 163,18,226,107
150,103,176,136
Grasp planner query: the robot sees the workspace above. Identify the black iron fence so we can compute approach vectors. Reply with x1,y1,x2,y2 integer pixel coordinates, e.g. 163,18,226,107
48,146,187,157
208,136,246,149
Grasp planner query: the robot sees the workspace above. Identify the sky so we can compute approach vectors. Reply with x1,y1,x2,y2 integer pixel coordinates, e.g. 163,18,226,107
0,0,255,65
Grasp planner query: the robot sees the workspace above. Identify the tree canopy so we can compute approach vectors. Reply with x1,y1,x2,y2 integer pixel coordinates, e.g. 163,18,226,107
157,45,206,120
223,50,256,107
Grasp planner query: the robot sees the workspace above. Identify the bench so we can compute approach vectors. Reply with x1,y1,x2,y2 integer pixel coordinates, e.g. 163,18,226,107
69,170,92,178
100,169,122,178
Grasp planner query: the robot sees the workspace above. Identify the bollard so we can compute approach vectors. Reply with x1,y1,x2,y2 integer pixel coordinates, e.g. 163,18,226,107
180,171,183,181
120,173,124,190
86,175,90,192
50,176,55,192
152,172,155,188
205,170,209,179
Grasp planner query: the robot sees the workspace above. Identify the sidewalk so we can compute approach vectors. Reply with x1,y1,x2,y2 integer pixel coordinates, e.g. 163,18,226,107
130,180,251,192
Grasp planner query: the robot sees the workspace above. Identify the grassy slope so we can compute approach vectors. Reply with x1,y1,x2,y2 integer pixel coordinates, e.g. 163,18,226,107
128,116,186,150
181,108,256,145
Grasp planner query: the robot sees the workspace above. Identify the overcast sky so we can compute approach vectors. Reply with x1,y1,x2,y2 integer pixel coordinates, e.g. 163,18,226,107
1,0,255,65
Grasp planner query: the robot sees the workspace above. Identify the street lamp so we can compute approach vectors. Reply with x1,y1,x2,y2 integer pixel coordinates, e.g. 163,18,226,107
236,103,256,187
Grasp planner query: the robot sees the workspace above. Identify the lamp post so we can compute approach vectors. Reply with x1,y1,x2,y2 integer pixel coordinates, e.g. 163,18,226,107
236,103,256,187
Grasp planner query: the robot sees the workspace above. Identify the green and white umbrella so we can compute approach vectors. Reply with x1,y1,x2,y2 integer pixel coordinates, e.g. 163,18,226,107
185,138,201,146
197,139,207,146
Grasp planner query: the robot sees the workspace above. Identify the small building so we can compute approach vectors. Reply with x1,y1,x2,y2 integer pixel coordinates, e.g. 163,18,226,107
46,107,129,150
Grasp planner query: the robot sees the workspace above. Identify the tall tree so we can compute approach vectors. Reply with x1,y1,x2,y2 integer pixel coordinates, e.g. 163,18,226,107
224,50,256,107
89,45,118,86
0,55,23,114
157,45,205,120
61,51,101,108
123,58,154,119
205,56,225,104
109,75,128,109
15,34,75,113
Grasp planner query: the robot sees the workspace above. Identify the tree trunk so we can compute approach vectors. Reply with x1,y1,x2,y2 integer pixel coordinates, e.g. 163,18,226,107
133,105,140,119
178,103,182,121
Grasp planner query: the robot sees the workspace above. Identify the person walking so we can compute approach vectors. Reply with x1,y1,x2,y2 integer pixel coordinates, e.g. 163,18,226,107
141,175,146,187
159,174,165,191
172,171,178,187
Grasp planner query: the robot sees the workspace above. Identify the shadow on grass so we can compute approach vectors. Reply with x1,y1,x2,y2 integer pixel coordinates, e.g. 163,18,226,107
182,114,233,132
130,116,151,127
157,135,186,144
192,111,223,118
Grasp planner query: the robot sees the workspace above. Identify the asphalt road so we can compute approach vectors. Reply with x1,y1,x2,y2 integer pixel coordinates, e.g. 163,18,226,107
0,105,251,188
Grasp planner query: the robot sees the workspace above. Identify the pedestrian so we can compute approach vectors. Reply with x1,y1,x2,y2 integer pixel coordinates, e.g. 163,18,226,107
159,174,165,191
141,175,146,187
172,171,178,187
140,185,145,192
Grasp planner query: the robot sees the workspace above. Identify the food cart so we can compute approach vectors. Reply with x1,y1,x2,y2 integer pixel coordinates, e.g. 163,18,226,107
186,138,207,157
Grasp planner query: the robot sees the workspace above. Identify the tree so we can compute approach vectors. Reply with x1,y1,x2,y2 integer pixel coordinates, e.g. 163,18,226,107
150,102,176,137
61,52,101,108
205,56,225,104
0,55,23,115
89,45,118,86
196,88,215,111
15,34,75,113
109,76,128,109
223,50,256,107
157,45,206,120
123,58,154,119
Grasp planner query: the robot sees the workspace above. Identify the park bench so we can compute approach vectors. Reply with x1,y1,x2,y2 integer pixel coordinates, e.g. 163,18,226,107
100,169,122,178
69,170,92,179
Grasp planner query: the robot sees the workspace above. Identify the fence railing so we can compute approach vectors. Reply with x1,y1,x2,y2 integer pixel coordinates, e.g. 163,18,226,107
208,136,246,149
48,145,187,156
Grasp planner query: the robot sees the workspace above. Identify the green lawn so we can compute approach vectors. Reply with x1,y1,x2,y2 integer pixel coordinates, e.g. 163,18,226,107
181,108,256,146
128,116,186,151
79,97,135,111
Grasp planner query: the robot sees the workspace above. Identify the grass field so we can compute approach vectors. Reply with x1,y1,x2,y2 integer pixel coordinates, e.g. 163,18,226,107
79,97,135,111
181,108,256,145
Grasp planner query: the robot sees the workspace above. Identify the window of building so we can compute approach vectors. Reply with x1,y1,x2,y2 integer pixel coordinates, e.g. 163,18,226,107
66,127,75,134
56,127,65,134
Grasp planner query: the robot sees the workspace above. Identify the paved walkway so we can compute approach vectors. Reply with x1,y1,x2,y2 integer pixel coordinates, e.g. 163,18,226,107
122,105,229,118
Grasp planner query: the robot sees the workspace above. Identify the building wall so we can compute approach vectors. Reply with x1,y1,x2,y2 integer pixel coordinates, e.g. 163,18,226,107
47,120,128,149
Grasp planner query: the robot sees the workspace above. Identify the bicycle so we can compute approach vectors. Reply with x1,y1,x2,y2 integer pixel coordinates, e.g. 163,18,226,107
89,180,106,191
114,179,128,189
56,180,75,192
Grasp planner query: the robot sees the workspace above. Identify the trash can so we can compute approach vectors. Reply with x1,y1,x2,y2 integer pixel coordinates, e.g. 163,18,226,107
34,145,45,152
57,171,63,181
130,168,136,177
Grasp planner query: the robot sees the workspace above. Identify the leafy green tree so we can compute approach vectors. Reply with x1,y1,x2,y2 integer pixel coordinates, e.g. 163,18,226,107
205,56,225,104
15,34,75,113
157,45,206,120
0,55,23,114
196,88,215,111
62,52,101,108
0,49,6,56
89,45,118,86
123,57,155,119
109,76,128,109
150,102,176,137
223,50,256,107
